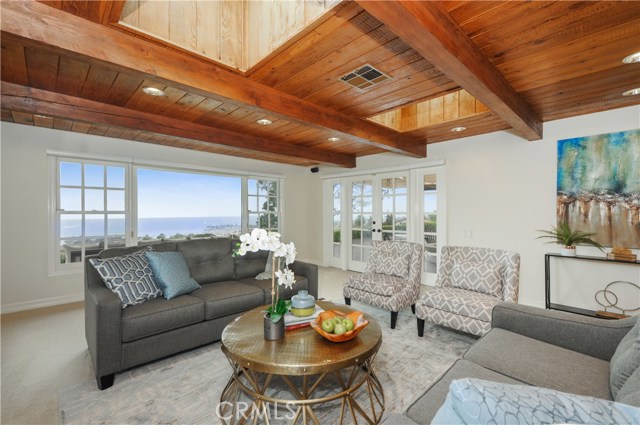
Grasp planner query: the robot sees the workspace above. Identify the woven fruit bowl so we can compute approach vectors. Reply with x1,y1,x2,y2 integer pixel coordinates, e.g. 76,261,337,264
309,309,369,342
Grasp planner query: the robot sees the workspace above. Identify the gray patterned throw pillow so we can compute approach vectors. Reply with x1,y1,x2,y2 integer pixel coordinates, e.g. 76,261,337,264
89,249,162,308
451,260,503,298
373,250,411,279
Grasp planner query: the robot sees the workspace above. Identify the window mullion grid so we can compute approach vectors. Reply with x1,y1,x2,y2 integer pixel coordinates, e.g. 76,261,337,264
81,161,86,262
103,166,108,249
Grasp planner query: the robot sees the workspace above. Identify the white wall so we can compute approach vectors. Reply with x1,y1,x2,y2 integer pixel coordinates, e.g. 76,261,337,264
313,106,640,310
2,106,639,313
0,123,317,313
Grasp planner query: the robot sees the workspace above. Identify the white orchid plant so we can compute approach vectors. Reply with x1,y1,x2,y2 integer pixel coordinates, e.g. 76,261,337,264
235,228,297,323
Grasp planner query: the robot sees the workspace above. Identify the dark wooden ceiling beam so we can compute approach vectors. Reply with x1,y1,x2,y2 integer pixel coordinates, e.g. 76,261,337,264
357,1,543,141
1,82,356,168
2,1,425,158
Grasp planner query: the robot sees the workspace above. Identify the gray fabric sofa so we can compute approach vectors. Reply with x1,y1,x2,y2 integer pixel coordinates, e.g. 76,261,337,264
384,302,639,424
84,237,318,390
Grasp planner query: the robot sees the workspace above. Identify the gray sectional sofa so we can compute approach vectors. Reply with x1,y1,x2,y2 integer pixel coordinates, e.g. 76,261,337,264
84,237,318,390
385,302,639,424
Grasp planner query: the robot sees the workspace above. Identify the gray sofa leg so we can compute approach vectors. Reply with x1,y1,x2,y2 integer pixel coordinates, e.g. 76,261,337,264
417,318,425,337
344,297,351,306
391,311,398,329
411,304,416,314
97,373,115,390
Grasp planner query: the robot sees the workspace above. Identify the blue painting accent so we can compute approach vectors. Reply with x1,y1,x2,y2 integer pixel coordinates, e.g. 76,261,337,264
556,129,640,248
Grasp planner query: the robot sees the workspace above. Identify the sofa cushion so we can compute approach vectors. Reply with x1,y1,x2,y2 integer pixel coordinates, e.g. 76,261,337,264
89,248,162,308
234,249,269,280
610,318,640,398
405,359,522,425
238,275,309,304
177,239,235,284
616,366,640,407
347,274,406,296
121,295,204,342
145,251,201,299
419,287,500,322
451,260,502,298
190,281,264,320
433,378,640,425
464,328,612,400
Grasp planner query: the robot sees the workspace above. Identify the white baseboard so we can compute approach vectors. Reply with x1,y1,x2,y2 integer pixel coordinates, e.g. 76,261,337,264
1,293,84,314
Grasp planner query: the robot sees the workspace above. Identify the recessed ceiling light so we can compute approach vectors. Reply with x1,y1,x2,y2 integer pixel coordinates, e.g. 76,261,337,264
622,88,640,96
256,119,273,125
450,126,466,132
622,52,640,64
327,137,340,142
142,86,165,96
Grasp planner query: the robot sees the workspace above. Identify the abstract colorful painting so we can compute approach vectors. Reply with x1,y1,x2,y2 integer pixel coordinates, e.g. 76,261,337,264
557,129,640,248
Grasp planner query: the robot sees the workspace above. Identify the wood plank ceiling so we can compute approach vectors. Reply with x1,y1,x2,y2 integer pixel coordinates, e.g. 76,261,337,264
1,1,639,168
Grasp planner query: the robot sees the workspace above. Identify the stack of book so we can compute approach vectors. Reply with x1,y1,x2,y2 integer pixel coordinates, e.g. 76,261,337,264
607,247,637,262
284,305,324,330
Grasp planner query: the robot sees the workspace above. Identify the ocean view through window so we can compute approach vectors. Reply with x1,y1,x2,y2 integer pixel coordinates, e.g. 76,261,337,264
56,159,128,269
51,155,283,273
137,168,242,241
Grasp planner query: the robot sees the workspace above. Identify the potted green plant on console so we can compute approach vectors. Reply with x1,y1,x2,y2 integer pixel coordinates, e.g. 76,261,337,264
537,222,604,256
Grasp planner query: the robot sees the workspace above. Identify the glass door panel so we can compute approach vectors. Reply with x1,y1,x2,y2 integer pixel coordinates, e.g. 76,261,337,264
423,174,438,275
413,166,445,285
332,183,342,260
349,178,373,271
378,174,408,241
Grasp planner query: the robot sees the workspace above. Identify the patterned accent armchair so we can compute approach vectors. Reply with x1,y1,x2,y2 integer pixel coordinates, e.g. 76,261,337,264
344,240,423,329
416,246,520,336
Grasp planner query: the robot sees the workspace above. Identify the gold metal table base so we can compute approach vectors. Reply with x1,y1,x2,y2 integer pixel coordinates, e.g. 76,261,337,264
218,353,384,425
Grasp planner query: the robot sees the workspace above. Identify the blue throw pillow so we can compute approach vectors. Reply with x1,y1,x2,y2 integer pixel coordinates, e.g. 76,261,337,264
89,248,162,308
432,378,640,425
145,251,200,299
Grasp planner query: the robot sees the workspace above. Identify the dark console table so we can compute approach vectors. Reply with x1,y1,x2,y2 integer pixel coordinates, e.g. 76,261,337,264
544,253,640,318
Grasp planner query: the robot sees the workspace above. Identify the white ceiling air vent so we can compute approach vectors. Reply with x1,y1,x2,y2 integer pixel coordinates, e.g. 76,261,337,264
339,64,390,90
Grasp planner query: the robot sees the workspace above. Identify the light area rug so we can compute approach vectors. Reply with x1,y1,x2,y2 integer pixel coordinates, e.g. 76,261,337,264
58,301,476,424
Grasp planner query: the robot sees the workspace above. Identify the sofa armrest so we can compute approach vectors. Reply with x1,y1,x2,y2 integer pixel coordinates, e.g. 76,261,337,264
492,302,637,361
289,260,318,299
84,256,123,380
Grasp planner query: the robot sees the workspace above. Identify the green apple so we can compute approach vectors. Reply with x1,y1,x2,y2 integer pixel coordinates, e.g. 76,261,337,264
333,323,347,335
343,318,354,331
321,318,335,333
332,317,343,325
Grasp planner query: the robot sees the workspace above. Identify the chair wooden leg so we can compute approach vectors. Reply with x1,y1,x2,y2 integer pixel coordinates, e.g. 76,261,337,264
344,297,351,306
411,304,416,314
390,311,398,329
417,318,425,337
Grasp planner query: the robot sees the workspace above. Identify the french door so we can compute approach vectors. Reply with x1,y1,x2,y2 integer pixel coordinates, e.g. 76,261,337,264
324,165,445,283
332,172,409,272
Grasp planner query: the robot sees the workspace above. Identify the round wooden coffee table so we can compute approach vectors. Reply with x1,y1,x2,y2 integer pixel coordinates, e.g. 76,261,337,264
219,301,384,425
